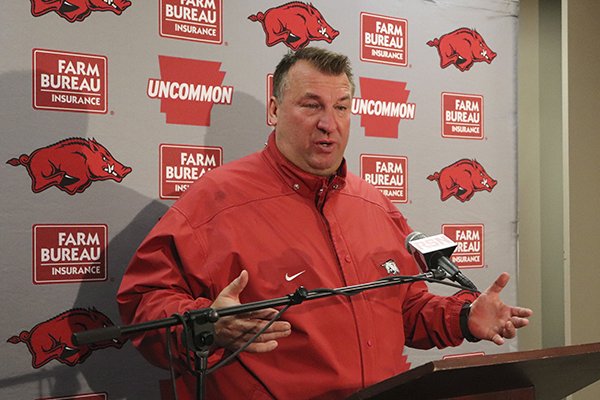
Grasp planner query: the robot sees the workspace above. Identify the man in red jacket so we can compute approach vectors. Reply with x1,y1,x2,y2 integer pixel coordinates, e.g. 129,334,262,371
117,47,532,399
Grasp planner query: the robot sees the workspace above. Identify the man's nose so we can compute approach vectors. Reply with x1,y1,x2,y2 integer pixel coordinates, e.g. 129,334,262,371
316,108,337,134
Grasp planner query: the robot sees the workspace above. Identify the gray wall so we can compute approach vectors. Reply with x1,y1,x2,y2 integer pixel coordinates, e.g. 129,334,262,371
518,0,600,398
1,1,520,399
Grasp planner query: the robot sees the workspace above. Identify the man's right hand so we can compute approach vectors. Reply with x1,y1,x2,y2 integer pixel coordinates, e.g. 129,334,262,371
211,270,292,353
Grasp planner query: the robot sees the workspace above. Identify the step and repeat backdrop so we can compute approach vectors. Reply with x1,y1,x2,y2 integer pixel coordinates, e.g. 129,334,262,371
1,1,519,399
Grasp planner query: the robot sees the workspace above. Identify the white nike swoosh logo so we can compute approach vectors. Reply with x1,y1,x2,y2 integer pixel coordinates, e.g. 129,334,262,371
285,270,306,281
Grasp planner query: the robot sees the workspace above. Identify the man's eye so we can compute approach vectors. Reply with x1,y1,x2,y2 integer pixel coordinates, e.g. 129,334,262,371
304,103,319,109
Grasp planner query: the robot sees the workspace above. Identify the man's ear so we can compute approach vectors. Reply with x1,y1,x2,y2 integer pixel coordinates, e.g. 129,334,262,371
267,96,278,126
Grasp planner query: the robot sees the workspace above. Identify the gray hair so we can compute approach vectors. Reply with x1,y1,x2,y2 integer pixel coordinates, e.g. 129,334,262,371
272,47,355,99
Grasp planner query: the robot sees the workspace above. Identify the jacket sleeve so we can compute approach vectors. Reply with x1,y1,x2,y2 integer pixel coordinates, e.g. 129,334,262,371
401,282,479,349
392,210,480,349
116,206,222,372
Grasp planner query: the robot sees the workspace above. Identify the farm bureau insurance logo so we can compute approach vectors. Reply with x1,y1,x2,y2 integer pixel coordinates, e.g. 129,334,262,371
30,0,131,22
147,55,233,126
442,224,485,268
352,77,415,138
361,154,408,203
7,308,124,368
160,144,223,199
248,2,339,50
442,92,484,139
360,12,407,67
33,49,107,114
33,224,107,284
160,0,222,44
7,137,132,195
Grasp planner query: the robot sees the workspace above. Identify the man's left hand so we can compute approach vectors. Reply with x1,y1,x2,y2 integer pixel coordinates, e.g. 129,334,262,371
467,272,533,345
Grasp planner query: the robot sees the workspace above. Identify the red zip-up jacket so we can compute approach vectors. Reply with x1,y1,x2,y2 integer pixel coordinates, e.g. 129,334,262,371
117,132,477,399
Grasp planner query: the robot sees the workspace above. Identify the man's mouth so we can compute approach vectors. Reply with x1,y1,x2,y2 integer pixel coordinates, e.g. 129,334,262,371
316,140,335,150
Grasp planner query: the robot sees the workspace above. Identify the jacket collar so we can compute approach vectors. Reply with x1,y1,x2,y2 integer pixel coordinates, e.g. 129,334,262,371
262,131,347,199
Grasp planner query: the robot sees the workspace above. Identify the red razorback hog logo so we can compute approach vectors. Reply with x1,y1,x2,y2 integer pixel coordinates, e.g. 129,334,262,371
7,137,132,195
428,159,497,202
248,2,339,50
30,0,132,22
427,28,497,71
7,308,125,368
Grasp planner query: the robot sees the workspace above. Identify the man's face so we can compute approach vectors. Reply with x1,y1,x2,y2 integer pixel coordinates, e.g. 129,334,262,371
269,60,352,177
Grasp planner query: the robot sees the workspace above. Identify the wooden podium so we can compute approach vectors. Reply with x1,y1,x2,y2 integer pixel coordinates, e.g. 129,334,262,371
348,342,600,400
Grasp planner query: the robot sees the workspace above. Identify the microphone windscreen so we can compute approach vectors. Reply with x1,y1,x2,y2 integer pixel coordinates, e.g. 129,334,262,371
405,231,426,253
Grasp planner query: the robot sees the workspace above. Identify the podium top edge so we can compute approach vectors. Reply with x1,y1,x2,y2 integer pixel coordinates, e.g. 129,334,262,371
431,341,600,371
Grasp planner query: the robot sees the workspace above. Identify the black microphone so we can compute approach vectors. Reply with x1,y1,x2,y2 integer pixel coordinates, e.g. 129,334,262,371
405,231,478,291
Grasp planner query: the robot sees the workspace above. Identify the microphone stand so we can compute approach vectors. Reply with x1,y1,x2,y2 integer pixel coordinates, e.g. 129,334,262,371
72,269,454,400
